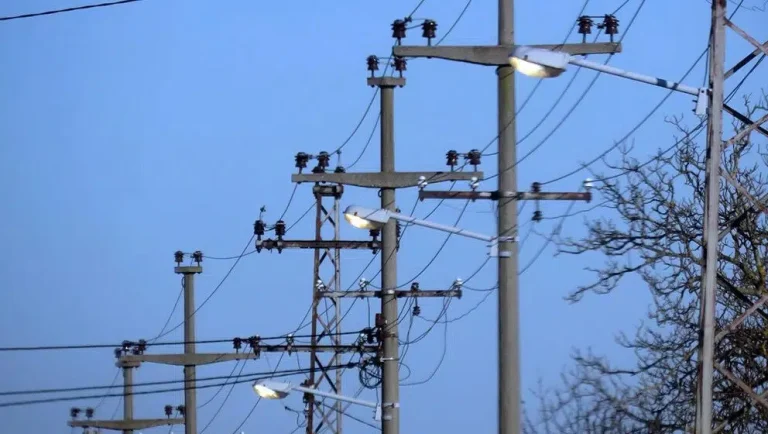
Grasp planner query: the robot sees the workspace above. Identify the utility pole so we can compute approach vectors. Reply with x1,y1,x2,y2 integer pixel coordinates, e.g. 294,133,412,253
175,251,203,434
393,5,619,434
255,182,375,434
496,2,519,431
67,350,184,433
115,250,380,434
694,0,726,431
122,363,135,434
284,53,481,434
374,74,402,434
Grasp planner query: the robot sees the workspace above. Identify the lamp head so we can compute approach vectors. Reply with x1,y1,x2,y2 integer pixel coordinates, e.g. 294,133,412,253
252,380,292,400
343,205,390,230
508,46,569,78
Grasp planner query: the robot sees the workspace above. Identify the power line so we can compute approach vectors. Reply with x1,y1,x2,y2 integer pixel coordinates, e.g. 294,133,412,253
197,360,243,409
0,329,366,352
480,0,593,156
0,0,144,21
91,368,120,411
227,352,288,434
540,47,708,186
220,296,323,433
565,53,762,185
541,1,755,187
0,364,356,408
199,359,248,433
202,300,318,433
0,366,309,397
318,402,380,430
483,0,648,181
153,234,255,340
152,283,184,340
434,0,472,46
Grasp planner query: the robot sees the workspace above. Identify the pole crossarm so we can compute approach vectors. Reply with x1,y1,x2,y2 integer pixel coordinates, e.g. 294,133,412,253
67,419,184,430
291,171,483,189
256,239,380,252
119,345,377,366
392,43,622,66
318,289,462,299
418,190,591,202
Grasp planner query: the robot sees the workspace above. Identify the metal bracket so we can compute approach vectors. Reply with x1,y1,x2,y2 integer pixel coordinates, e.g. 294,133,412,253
489,236,516,257
292,171,484,189
392,42,622,66
68,419,184,430
256,239,381,253
419,189,592,202
318,289,462,299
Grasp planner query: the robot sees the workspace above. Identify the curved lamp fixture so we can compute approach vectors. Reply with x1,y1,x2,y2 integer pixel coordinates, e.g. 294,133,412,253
253,379,384,421
508,45,709,115
343,204,513,257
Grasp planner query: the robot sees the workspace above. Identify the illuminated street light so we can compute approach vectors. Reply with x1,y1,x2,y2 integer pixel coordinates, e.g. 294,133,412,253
343,205,512,257
508,45,708,115
253,379,383,420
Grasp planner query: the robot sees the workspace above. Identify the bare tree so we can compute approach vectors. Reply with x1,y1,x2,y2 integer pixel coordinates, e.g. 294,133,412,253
527,92,768,433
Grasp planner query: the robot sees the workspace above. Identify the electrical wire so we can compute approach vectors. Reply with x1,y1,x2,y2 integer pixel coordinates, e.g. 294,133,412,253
151,284,185,341
227,352,287,434
216,301,318,433
153,234,255,340
434,0,472,46
0,329,366,352
198,359,249,433
480,0,593,156
540,0,753,186
441,1,759,324
319,402,381,430
197,360,243,409
333,0,482,330
400,303,450,387
328,0,428,159
540,48,708,186
348,0,473,170
0,364,355,407
565,57,763,185
392,199,472,288
0,0,143,21
483,0,647,181
0,363,325,397
91,368,120,411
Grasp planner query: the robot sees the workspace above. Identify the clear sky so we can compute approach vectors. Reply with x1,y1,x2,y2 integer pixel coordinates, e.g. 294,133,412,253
0,0,765,433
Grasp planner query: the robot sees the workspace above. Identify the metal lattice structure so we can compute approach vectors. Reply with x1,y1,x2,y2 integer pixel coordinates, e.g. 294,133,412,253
693,2,768,432
305,183,344,434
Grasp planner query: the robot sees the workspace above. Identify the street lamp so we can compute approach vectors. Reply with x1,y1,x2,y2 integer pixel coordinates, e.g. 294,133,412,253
508,45,708,115
343,205,512,256
252,380,384,421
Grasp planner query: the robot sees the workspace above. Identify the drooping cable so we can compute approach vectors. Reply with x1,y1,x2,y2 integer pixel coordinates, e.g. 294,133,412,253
0,0,144,21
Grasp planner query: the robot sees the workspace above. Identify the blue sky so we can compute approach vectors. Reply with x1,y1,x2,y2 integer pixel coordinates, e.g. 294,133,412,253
0,0,765,433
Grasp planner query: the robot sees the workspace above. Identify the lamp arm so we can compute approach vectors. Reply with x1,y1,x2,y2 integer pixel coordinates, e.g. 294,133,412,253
568,57,703,96
290,385,379,409
387,211,495,242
